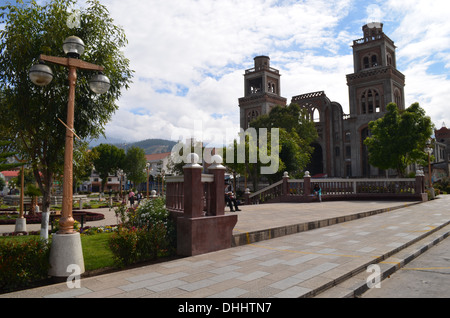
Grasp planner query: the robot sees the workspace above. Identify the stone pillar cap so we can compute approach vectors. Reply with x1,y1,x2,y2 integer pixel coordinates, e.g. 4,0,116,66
209,154,226,170
183,153,202,169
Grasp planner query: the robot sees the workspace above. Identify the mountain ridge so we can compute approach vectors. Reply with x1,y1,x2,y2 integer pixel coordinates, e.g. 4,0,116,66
90,138,177,155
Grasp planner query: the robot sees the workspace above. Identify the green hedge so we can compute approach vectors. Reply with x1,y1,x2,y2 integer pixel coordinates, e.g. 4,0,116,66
0,238,51,292
109,198,176,268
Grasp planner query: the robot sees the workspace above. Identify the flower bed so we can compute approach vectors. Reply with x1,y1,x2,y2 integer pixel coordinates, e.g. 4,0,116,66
0,211,104,225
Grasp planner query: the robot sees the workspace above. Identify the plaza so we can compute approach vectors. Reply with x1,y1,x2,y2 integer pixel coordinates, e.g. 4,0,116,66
2,195,449,298
1,2,449,303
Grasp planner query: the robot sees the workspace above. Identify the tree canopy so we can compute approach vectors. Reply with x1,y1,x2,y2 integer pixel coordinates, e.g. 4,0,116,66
0,0,133,210
249,103,318,183
123,146,147,189
364,102,434,177
91,143,125,192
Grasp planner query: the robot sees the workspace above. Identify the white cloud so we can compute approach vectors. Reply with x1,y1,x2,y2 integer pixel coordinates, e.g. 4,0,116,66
101,0,356,143
384,0,450,128
94,0,450,142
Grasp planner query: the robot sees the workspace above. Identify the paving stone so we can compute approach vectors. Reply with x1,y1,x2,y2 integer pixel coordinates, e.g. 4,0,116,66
2,198,449,299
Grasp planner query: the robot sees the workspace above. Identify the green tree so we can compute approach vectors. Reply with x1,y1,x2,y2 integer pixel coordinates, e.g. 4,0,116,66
123,146,147,189
222,135,257,191
0,140,24,171
91,143,125,192
249,103,318,184
0,176,5,192
364,102,434,177
72,141,97,192
0,0,133,211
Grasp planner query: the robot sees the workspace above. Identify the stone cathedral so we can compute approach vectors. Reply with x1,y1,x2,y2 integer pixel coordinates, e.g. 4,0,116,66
238,23,406,178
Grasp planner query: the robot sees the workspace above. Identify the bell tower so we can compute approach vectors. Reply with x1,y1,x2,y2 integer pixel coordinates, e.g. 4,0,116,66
345,22,406,177
238,56,287,129
347,22,405,116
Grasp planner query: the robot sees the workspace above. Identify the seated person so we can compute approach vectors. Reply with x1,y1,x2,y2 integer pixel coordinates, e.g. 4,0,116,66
225,182,241,212
313,184,322,202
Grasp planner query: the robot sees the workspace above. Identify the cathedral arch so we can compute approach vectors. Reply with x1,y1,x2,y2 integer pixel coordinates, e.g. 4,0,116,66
394,88,402,108
360,89,381,114
386,52,393,66
246,109,260,128
362,53,379,69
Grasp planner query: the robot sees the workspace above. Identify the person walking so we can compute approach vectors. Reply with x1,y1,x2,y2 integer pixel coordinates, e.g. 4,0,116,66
136,191,142,205
128,190,135,208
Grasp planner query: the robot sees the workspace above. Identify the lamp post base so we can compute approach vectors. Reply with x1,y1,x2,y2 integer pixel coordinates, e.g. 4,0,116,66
48,232,85,278
14,217,27,233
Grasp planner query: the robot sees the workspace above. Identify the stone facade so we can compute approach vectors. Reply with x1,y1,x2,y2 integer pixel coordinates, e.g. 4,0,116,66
238,56,287,130
238,23,408,178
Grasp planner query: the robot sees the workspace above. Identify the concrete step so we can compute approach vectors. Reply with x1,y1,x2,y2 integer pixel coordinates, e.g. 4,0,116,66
232,201,422,247
313,223,450,298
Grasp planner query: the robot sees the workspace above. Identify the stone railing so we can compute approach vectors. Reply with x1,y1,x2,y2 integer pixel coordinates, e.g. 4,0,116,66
2,194,88,207
166,174,215,217
245,66,280,74
245,171,427,204
165,154,237,256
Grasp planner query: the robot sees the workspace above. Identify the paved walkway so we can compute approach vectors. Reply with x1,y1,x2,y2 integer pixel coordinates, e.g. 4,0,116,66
1,196,450,298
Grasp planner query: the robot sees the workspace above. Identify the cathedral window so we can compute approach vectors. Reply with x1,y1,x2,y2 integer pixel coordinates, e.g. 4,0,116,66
361,89,380,114
247,110,260,127
362,54,379,69
345,131,351,143
387,53,393,66
394,89,402,107
363,57,370,69
312,108,320,122
371,55,378,67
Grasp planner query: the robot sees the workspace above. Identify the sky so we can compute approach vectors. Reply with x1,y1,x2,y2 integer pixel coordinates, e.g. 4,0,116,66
2,0,450,146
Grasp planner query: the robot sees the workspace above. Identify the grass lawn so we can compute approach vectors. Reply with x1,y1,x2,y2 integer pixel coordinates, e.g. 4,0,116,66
0,233,115,272
81,232,115,271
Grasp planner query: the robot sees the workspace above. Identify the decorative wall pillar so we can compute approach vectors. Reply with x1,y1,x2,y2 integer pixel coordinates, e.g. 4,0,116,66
177,154,238,257
244,188,251,205
282,171,289,198
303,171,311,196
208,155,226,216
182,153,203,218
415,170,427,201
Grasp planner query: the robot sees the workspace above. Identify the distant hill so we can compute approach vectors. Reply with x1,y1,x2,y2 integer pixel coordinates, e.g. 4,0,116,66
89,137,177,155
117,139,177,155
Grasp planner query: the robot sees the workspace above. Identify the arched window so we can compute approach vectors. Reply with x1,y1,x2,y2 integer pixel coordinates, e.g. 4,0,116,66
387,53,392,66
371,55,378,67
363,57,370,69
312,108,320,122
394,89,402,107
362,54,379,69
361,89,380,114
247,110,260,127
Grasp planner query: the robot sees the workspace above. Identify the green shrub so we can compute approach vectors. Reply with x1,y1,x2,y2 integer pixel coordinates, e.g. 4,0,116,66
108,226,140,268
0,238,51,292
132,197,169,227
51,219,80,233
108,197,176,268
